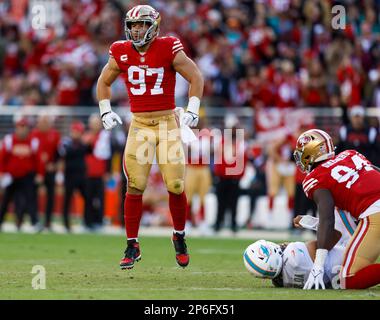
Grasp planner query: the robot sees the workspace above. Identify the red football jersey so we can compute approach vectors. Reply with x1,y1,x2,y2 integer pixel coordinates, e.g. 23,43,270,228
109,37,184,112
302,150,380,219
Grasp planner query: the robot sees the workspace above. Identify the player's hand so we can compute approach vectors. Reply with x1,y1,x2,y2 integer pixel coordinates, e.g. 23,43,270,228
101,111,123,130
182,111,199,127
293,215,304,228
304,265,325,290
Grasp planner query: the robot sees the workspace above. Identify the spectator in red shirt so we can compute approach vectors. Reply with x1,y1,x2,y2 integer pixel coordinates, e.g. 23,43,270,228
0,115,44,231
275,60,300,108
31,113,61,231
336,56,363,107
300,58,327,107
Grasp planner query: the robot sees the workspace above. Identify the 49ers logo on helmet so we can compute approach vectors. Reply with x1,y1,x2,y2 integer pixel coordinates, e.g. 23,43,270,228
298,135,312,147
149,10,159,19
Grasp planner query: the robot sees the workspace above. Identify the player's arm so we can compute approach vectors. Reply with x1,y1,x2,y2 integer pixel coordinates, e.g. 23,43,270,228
172,50,204,127
313,189,336,250
303,188,335,290
96,57,123,130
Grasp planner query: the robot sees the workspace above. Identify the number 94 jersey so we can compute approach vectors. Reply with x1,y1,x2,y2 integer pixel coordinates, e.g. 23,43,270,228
302,150,380,219
109,37,184,112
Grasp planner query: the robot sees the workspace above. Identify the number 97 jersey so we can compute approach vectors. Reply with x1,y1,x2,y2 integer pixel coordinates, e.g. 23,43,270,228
302,150,380,219
109,36,184,112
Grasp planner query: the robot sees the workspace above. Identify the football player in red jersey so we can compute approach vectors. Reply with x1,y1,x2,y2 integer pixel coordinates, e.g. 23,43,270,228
293,129,380,289
96,5,204,270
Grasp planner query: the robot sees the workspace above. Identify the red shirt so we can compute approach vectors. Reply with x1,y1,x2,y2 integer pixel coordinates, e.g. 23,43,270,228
109,37,183,112
214,138,247,179
31,128,61,170
302,150,380,219
85,131,111,178
0,133,43,178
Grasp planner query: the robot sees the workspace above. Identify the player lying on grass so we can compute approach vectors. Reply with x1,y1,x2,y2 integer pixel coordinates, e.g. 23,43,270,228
243,208,357,288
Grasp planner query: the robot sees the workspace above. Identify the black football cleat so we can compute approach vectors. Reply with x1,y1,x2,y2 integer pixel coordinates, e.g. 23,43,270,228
120,240,141,270
172,232,190,268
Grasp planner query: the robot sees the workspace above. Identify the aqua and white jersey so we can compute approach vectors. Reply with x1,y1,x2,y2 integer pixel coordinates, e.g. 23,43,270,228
281,208,356,288
281,242,345,288
334,208,357,247
281,242,312,288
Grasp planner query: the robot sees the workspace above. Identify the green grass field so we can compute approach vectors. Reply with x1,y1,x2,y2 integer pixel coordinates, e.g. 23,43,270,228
0,232,379,300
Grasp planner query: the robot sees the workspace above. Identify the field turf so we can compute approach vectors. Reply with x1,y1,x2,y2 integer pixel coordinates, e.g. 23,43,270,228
0,232,379,300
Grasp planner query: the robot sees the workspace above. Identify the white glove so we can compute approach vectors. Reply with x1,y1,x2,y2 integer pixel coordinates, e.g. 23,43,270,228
304,265,325,290
182,111,199,127
99,99,122,130
303,249,328,290
182,96,201,128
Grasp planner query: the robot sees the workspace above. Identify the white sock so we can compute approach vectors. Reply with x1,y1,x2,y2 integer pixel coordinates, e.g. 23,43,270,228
127,238,138,242
174,230,185,235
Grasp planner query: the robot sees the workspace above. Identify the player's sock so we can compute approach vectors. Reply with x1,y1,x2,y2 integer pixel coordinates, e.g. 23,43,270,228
288,196,295,211
268,196,274,211
124,193,143,239
198,204,205,221
168,191,187,232
342,264,380,289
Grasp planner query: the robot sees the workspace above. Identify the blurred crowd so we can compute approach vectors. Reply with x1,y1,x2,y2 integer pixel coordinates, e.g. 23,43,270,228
1,0,380,111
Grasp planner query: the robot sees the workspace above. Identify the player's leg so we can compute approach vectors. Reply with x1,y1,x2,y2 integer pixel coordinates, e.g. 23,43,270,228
23,173,39,228
44,172,56,229
0,181,16,230
228,178,240,233
267,162,280,212
157,114,189,267
79,176,92,230
62,176,75,232
91,177,104,227
14,178,27,230
283,174,295,213
340,213,380,289
120,118,154,269
215,177,228,232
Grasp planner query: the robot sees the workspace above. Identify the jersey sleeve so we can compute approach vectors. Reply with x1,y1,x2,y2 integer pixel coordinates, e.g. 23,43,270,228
302,170,328,200
283,242,308,269
282,242,312,288
108,41,128,67
166,36,184,61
